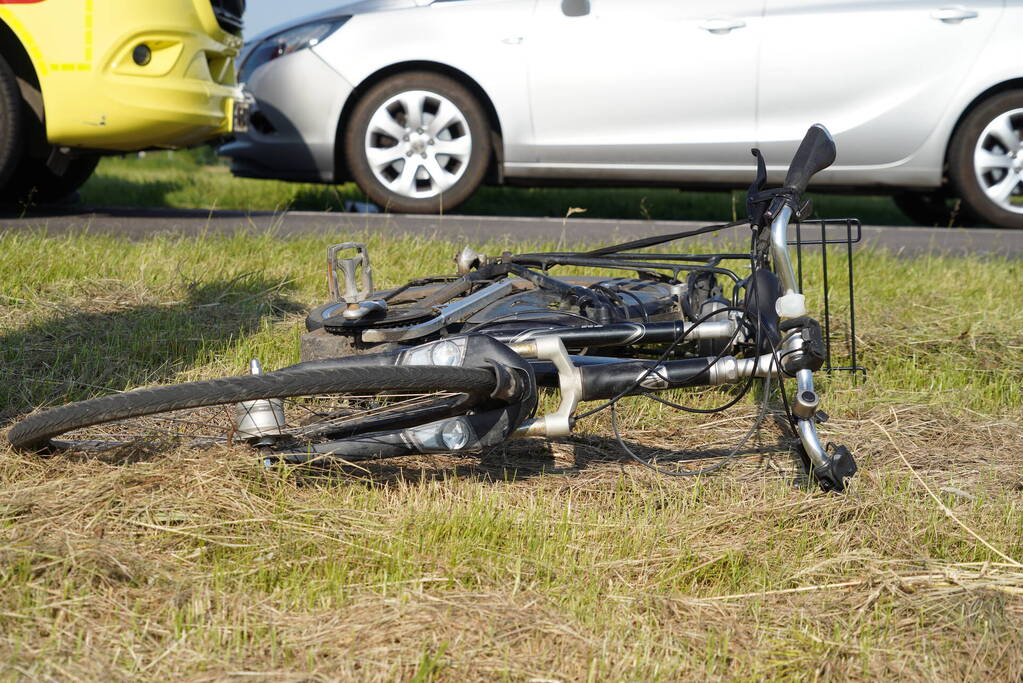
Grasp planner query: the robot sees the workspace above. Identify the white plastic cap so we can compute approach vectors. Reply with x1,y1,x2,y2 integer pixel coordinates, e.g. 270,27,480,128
776,292,807,319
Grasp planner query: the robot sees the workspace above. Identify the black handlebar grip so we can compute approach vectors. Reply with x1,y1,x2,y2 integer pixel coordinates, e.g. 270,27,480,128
783,124,837,195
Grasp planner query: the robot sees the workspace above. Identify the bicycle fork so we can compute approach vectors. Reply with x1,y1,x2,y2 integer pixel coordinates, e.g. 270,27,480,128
769,206,857,491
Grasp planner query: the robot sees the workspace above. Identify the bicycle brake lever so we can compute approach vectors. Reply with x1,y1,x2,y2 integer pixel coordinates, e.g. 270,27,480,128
795,198,814,221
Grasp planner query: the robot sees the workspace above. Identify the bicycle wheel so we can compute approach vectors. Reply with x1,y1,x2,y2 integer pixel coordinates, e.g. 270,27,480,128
8,365,496,458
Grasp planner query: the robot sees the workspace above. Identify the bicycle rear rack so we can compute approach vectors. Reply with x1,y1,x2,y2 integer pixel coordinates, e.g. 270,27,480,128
792,218,865,376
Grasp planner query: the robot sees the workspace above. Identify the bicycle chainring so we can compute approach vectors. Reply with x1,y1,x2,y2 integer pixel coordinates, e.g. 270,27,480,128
322,305,436,334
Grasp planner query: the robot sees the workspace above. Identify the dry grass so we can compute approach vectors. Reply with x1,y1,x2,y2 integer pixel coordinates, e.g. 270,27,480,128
1,230,1022,680
2,413,1022,681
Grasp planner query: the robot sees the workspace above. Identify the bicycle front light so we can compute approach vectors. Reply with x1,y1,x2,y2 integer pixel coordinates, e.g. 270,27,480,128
405,417,476,452
399,338,469,367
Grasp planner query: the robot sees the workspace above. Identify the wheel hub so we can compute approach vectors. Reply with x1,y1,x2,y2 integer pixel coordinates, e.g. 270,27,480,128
407,132,430,157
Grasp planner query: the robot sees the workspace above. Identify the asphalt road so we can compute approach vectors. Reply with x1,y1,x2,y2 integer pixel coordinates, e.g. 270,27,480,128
2,207,1022,256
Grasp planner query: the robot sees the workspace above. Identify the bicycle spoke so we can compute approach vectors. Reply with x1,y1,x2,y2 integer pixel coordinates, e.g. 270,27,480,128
55,390,464,454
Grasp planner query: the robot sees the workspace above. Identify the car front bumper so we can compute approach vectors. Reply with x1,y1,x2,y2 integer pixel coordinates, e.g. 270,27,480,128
219,49,354,184
37,3,245,151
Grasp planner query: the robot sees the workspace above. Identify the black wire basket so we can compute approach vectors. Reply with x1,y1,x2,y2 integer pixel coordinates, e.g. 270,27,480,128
792,218,865,376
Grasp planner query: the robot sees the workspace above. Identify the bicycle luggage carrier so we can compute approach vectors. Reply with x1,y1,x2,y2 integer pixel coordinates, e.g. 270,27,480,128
517,216,865,377
792,218,864,375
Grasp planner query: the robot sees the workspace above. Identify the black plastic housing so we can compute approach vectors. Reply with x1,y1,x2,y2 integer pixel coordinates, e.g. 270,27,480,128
784,124,837,195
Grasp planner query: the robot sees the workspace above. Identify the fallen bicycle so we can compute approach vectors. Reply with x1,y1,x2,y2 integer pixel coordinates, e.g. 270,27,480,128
8,125,861,492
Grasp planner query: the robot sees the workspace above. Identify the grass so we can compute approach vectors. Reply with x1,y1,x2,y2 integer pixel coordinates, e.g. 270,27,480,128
1,228,1022,680
77,150,917,225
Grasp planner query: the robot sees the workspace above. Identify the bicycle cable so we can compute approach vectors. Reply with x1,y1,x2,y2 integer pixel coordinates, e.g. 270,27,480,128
465,309,598,333
575,222,805,477
572,302,753,421
572,223,771,422
607,274,771,477
609,361,774,478
581,218,748,257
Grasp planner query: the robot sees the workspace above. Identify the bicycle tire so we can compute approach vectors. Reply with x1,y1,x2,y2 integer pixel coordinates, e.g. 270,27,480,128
8,365,496,452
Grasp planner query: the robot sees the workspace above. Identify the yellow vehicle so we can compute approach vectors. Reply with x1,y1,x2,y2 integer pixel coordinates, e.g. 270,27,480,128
0,0,245,204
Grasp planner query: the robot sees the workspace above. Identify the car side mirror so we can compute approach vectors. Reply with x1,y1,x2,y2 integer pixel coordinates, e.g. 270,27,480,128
561,0,590,17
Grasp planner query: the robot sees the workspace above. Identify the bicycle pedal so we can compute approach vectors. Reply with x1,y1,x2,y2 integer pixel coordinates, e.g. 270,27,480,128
327,242,373,302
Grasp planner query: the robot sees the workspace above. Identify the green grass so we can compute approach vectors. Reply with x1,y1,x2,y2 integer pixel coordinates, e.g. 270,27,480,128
78,150,914,225
1,229,1022,680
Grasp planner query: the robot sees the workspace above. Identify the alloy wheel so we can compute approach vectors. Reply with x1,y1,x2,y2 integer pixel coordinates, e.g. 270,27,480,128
973,108,1023,215
363,89,473,200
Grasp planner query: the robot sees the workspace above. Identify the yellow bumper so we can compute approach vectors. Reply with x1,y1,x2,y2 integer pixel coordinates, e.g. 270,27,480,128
1,0,243,151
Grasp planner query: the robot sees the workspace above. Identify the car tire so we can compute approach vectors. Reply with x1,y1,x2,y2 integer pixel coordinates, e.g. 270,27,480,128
948,91,1023,229
344,71,490,214
892,191,966,227
0,54,25,193
0,154,100,206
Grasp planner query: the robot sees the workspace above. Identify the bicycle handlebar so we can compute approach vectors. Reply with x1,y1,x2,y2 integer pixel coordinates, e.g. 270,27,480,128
784,124,836,195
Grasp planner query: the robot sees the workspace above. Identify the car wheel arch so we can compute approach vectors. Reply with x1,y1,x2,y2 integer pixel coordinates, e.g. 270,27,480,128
943,77,1023,177
0,20,44,127
333,60,504,185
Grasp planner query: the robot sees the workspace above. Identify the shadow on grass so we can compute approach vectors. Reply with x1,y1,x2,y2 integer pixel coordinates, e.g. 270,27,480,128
0,274,304,422
76,176,183,211
289,187,343,212
66,150,920,225
284,376,815,489
288,427,809,490
288,186,368,212
456,186,912,225
0,176,183,218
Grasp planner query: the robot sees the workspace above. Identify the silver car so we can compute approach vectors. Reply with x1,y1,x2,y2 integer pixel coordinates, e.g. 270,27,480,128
221,0,1023,228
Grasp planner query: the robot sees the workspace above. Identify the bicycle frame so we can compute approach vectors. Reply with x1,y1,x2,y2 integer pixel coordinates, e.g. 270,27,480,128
284,124,860,491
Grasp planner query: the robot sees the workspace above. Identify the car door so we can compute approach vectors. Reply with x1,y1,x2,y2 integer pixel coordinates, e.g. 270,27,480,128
524,0,764,169
757,0,1004,173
